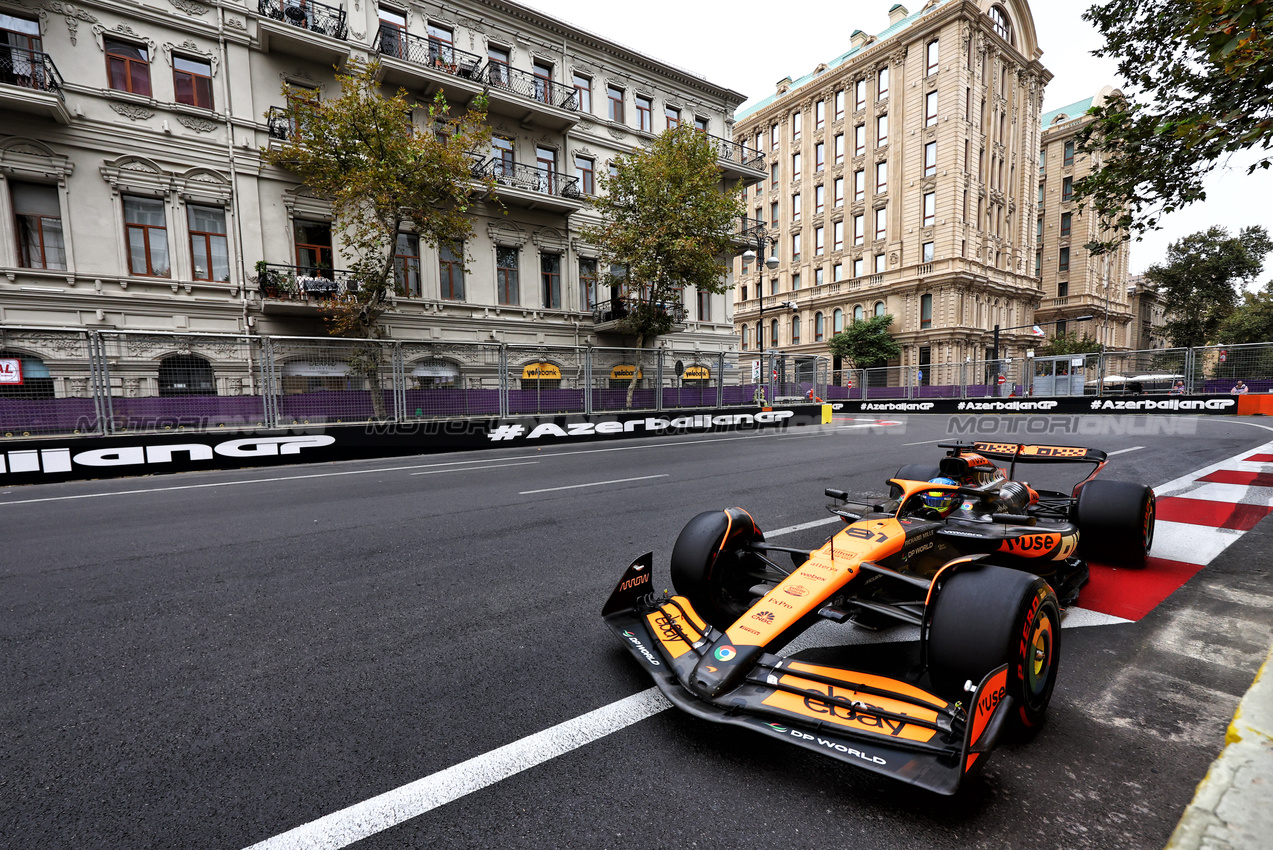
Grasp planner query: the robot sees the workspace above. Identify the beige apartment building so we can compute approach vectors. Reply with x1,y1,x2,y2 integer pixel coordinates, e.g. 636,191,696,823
732,0,1133,385
1035,86,1133,349
0,0,760,394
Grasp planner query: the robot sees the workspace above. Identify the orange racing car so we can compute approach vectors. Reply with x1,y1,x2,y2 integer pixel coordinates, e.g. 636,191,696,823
602,441,1155,794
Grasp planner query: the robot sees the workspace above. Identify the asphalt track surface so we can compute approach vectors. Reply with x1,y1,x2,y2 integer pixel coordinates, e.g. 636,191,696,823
4,414,1273,849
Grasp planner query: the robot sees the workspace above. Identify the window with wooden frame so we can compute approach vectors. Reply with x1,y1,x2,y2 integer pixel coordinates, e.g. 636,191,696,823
187,204,229,281
575,155,595,195
924,141,937,177
394,232,421,296
926,40,939,76
105,37,151,96
439,242,465,300
573,73,592,113
665,105,680,129
607,84,624,122
1060,211,1072,237
925,90,938,127
635,95,651,131
11,181,65,270
496,246,519,304
124,195,169,276
173,55,213,110
541,253,561,309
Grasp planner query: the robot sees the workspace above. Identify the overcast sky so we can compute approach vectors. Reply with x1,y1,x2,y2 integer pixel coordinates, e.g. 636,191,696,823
523,0,1272,279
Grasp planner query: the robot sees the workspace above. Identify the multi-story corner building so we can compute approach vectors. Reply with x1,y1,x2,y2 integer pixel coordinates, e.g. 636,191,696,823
732,0,1053,385
0,0,760,394
1035,86,1133,349
1127,274,1170,351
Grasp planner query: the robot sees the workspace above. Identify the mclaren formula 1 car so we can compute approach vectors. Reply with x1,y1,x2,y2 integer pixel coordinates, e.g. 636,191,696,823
602,441,1155,794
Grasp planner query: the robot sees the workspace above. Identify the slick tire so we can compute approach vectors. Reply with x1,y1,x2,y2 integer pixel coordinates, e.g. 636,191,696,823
670,508,764,631
928,564,1061,730
1074,480,1155,566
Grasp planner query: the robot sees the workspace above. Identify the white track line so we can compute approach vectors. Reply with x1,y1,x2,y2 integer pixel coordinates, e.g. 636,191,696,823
1108,446,1145,455
408,462,538,476
519,474,668,494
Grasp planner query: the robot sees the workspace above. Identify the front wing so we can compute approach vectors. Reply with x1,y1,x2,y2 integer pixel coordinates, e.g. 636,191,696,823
602,554,1013,795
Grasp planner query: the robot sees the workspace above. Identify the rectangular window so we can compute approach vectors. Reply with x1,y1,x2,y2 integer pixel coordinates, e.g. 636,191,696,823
293,219,332,274
921,294,932,329
876,160,887,193
1035,249,1042,277
635,95,652,131
440,242,465,300
1060,211,1072,237
1062,176,1073,201
124,195,168,276
579,258,598,309
855,79,866,111
792,272,801,291
854,124,865,156
791,232,801,261
487,45,511,85
815,267,824,287
573,74,592,113
391,232,421,296
697,288,711,321
188,204,229,282
926,39,939,76
1063,140,1075,167
1038,181,1046,205
925,90,938,127
1058,280,1069,297
877,67,889,99
833,219,844,251
771,200,779,224
1058,246,1070,272
815,142,824,172
815,184,825,214
1040,147,1047,172
607,85,624,122
771,123,779,150
792,110,802,141
425,22,453,64
875,253,886,273
575,155,595,195
532,60,554,105
1037,215,1044,241
834,133,844,165
12,182,65,270
792,152,801,180
815,100,825,129
834,262,843,281
815,226,824,256
924,141,937,177
492,136,514,177
853,257,864,277
853,213,864,246
834,176,844,207
854,169,865,202
875,207,887,240
173,55,213,109
792,192,801,221
922,241,934,263
771,163,779,189
665,105,680,129
541,253,561,309
694,116,709,133
378,8,407,59
876,114,888,146
105,38,151,96
497,246,519,304
835,90,844,120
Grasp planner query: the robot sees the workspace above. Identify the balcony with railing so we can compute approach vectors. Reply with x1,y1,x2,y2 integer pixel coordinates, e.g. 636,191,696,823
471,158,585,214
256,262,359,312
0,46,69,123
257,0,350,62
375,25,485,93
708,133,765,182
592,297,687,333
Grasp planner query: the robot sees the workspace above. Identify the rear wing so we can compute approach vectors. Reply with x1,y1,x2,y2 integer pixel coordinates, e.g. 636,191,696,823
940,441,1108,464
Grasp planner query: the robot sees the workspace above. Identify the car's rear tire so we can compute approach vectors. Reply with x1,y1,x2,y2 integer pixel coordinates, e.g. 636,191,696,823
1074,480,1155,566
894,463,941,483
670,508,765,631
928,564,1061,730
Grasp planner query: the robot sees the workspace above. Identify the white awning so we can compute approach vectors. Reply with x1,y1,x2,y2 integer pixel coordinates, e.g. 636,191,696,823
282,360,349,377
412,363,459,378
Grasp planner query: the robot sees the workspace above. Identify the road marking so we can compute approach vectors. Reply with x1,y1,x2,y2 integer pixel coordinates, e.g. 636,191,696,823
1108,446,1145,455
519,474,668,495
408,462,538,476
765,516,842,537
242,688,672,850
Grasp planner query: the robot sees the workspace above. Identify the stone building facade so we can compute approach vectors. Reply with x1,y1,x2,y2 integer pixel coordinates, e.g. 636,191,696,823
0,0,759,394
1035,86,1133,349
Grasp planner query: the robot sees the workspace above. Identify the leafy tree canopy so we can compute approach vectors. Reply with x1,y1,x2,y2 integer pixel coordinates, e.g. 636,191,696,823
583,123,743,349
1145,224,1273,347
1035,332,1105,356
1216,279,1273,343
827,314,902,369
1076,0,1273,250
262,61,493,339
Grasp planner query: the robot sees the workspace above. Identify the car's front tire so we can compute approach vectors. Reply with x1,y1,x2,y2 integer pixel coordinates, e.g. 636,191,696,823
928,564,1061,729
670,508,764,631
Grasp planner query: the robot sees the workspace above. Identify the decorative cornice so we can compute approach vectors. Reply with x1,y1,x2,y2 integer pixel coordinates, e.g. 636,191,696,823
176,115,217,133
167,0,208,16
109,102,155,121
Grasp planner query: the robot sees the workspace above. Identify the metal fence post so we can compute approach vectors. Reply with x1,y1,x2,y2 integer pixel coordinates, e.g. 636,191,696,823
656,348,664,412
87,331,110,436
584,346,593,415
717,352,725,408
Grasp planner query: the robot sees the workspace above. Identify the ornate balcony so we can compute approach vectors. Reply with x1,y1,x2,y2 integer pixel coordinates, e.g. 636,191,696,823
256,262,359,313
257,0,351,64
478,60,580,130
708,132,765,183
0,47,69,123
470,158,586,214
592,297,686,334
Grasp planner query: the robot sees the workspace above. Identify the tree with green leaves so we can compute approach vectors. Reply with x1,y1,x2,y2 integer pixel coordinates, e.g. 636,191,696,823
583,123,744,404
1145,225,1273,347
827,314,902,370
1076,0,1273,250
262,60,493,416
1035,332,1104,357
1216,279,1273,343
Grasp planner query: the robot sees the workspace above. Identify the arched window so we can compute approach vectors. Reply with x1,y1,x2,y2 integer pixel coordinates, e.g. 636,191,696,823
791,315,801,344
814,311,825,341
158,354,216,397
833,308,844,333
770,318,779,347
874,301,886,317
989,5,1012,44
741,324,750,350
0,350,55,399
853,305,864,322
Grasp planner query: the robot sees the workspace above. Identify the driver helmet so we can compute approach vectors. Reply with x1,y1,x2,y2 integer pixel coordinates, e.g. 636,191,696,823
921,477,961,516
